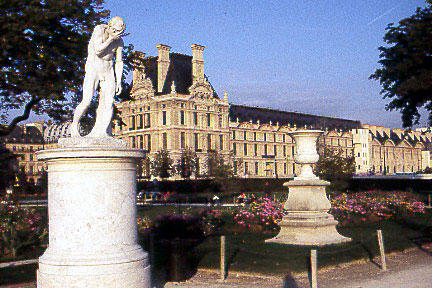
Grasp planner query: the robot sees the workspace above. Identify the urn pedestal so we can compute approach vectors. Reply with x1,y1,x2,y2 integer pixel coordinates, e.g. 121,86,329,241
36,143,150,288
266,130,350,246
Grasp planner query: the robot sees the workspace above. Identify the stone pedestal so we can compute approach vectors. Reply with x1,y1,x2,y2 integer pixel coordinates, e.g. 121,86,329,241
266,179,350,246
36,144,150,288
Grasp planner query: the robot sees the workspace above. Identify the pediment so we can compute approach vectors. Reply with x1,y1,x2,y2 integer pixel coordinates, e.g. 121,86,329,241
189,77,215,100
131,72,155,99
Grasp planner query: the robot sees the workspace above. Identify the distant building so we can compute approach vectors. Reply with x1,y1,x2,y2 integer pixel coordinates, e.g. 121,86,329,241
0,122,46,184
113,44,432,178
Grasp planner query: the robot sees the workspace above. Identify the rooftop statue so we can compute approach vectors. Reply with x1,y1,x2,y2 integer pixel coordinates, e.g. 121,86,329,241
70,17,126,138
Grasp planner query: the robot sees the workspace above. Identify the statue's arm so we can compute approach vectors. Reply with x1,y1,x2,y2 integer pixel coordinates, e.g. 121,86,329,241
115,41,124,95
93,25,118,57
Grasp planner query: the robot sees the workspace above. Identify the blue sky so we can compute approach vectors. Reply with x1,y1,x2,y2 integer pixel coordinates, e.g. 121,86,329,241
22,0,430,128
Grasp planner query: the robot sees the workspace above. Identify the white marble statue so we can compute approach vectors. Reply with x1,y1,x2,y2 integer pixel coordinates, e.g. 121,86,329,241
70,17,126,138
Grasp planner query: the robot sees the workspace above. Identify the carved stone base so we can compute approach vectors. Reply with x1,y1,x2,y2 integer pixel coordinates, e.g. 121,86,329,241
266,211,351,246
266,178,350,246
58,136,126,148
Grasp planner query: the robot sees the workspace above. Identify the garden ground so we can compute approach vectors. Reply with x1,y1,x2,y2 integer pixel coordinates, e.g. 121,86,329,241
1,243,431,287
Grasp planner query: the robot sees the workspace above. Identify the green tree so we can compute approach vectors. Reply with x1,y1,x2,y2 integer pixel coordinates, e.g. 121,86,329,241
175,148,198,179
0,0,111,135
370,1,432,127
151,149,174,179
315,145,355,193
205,151,235,192
0,145,18,194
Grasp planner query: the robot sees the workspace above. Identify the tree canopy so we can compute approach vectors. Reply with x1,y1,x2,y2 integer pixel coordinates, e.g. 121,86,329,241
315,145,355,193
151,149,174,179
0,0,111,136
370,1,432,128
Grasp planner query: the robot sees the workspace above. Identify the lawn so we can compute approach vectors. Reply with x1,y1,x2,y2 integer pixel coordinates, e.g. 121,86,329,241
136,204,432,277
191,212,432,275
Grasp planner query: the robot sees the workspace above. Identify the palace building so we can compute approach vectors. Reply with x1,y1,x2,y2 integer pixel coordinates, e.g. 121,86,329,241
112,44,432,178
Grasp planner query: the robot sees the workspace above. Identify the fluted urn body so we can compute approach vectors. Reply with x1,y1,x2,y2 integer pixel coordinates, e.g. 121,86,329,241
291,130,322,180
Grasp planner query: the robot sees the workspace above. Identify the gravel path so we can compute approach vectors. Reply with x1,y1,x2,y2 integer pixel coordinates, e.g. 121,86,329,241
2,244,432,288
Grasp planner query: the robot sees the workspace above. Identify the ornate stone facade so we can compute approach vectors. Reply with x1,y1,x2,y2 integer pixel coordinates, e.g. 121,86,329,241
113,44,432,179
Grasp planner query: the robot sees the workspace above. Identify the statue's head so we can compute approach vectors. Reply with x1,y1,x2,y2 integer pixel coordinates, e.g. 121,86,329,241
108,16,126,35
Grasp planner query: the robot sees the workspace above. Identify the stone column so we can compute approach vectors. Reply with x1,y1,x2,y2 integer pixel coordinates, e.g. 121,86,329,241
36,143,150,287
267,130,350,246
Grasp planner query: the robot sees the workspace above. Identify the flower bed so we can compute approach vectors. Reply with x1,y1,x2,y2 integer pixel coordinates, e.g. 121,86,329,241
0,201,47,259
234,198,284,231
330,191,425,225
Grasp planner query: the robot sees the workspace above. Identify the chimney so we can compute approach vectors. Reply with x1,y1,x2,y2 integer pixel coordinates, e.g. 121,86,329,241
132,52,146,82
157,44,171,93
191,44,205,81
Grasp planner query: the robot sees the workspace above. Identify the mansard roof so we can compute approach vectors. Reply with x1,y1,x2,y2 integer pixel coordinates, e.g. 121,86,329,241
229,104,362,131
138,53,218,98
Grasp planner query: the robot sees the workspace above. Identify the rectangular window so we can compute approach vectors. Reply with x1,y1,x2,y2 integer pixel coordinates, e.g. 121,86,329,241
233,131,236,139
219,116,223,127
274,145,277,156
181,132,185,149
130,136,136,148
30,154,33,161
129,116,135,130
274,134,276,142
194,133,199,151
244,143,248,156
138,135,143,149
147,135,151,151
284,163,287,174
194,112,198,125
207,134,211,150
264,144,268,156
254,144,258,156
264,133,267,141
244,131,247,140
255,162,259,175
219,135,223,151
245,162,249,175
207,113,211,127
162,111,167,125
233,143,237,155
254,132,257,141
138,114,143,129
145,113,151,128
163,133,167,149
283,134,286,142
283,145,286,157
275,163,278,175
180,110,185,125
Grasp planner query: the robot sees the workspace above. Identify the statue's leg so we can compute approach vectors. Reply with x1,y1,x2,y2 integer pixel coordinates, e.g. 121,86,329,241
71,73,98,137
88,72,115,137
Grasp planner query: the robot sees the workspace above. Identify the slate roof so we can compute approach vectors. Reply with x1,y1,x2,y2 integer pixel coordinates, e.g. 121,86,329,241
229,104,362,131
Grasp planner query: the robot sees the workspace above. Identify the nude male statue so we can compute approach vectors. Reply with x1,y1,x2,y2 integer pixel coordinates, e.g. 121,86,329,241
70,17,126,138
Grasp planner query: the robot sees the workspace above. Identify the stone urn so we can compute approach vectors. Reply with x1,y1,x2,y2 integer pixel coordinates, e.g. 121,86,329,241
291,130,321,180
266,130,350,246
